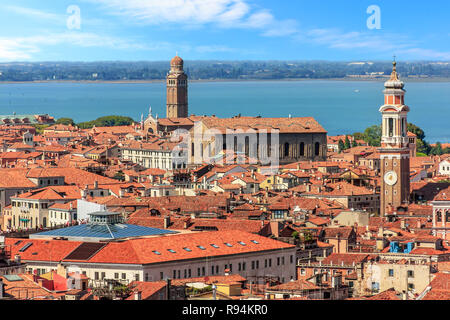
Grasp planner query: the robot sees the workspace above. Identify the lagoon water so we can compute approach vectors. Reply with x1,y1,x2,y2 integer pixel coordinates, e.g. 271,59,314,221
0,80,449,143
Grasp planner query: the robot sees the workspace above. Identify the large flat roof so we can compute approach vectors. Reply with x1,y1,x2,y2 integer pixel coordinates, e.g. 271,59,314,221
30,223,177,242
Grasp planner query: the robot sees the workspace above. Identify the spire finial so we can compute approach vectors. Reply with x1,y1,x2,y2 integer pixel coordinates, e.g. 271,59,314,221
390,56,399,81
149,106,152,117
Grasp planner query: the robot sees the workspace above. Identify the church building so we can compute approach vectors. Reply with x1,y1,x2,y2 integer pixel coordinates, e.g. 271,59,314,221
144,55,328,165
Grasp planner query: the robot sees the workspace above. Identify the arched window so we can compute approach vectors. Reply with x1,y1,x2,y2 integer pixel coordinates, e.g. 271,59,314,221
245,137,250,156
315,142,320,156
234,136,238,152
284,143,290,157
388,118,394,137
300,142,305,156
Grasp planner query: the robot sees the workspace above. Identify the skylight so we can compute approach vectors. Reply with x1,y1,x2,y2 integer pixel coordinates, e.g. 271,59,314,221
211,244,219,249
168,249,176,253
197,245,206,250
238,241,246,246
251,240,260,244
19,242,33,252
152,250,161,255
224,243,233,247
183,247,192,252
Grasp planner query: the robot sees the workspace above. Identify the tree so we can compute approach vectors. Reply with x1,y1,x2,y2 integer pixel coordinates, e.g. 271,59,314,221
77,115,135,129
363,125,382,147
353,132,365,141
416,139,431,155
338,140,345,153
344,136,351,149
56,118,75,126
407,122,432,155
113,171,125,181
407,123,425,141
430,142,444,155
352,139,358,148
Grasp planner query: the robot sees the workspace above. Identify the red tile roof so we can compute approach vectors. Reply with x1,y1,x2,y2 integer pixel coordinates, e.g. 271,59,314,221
321,253,371,266
126,281,167,300
72,230,294,265
5,238,83,262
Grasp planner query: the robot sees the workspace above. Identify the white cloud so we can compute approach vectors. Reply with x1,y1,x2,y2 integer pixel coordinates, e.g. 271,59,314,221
296,28,450,60
85,0,298,35
0,32,153,61
0,31,245,61
5,5,64,23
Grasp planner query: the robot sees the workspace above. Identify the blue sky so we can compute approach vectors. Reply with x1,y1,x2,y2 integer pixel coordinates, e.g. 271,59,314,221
0,0,449,62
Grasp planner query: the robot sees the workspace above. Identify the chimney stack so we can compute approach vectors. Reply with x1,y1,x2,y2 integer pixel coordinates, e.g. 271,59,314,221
164,216,171,229
57,263,68,278
0,278,4,299
166,279,171,300
134,290,142,300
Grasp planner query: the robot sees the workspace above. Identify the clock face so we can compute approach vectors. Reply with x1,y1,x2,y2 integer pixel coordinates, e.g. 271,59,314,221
384,171,398,186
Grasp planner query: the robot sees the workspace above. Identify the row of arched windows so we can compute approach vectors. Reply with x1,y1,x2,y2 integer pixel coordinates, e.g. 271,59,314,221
192,139,322,159
284,142,321,157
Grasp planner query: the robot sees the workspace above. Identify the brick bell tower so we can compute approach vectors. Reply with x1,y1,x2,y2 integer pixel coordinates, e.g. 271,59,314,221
379,59,411,216
166,54,188,118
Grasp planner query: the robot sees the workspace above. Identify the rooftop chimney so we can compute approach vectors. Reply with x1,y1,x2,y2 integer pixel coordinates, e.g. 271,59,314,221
331,274,342,289
57,263,68,278
134,290,142,300
164,216,171,229
166,279,171,300
0,278,4,299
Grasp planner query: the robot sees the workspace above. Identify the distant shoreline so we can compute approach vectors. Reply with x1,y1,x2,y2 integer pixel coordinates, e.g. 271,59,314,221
1,77,450,84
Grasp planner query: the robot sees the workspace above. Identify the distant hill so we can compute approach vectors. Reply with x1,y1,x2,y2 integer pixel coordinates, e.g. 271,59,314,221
0,60,448,82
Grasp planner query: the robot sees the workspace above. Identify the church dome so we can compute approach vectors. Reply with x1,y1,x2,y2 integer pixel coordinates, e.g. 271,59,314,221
171,55,183,67
384,61,404,89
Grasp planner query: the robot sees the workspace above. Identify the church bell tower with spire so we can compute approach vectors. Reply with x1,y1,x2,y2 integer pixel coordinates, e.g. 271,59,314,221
166,54,188,118
379,59,411,216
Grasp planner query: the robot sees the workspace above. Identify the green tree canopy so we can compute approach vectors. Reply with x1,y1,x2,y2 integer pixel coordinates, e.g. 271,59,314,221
344,136,351,149
353,132,364,141
338,140,345,153
430,142,444,155
408,123,431,155
77,116,135,129
56,118,75,126
363,125,382,147
407,123,425,141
